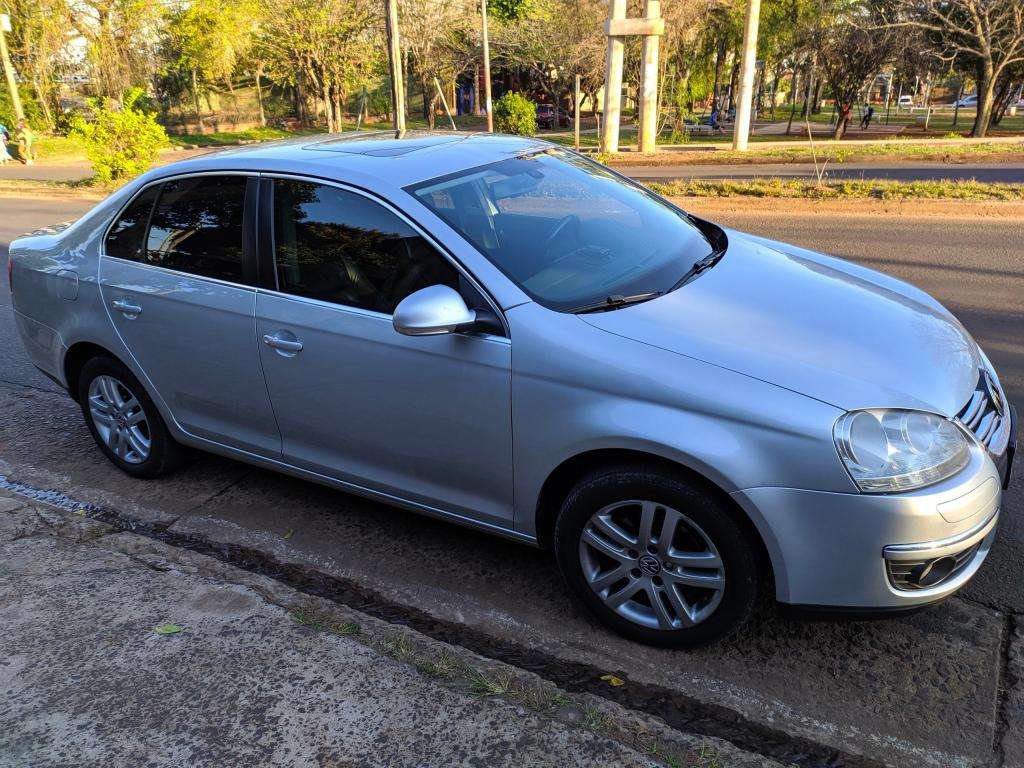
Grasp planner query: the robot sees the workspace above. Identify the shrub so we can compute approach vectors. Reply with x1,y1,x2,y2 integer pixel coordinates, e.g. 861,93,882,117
70,88,168,185
493,92,536,136
0,87,47,132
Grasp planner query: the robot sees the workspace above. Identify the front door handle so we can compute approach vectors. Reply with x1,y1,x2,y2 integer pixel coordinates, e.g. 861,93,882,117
263,333,303,353
111,298,142,317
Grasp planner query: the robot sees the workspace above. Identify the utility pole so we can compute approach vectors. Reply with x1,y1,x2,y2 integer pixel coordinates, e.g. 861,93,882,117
637,0,661,153
731,0,761,150
384,0,406,134
574,74,581,150
480,0,493,132
600,0,627,153
0,14,24,124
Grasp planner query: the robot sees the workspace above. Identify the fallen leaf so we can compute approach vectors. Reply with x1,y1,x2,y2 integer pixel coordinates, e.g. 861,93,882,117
154,623,182,635
283,529,293,539
600,674,625,687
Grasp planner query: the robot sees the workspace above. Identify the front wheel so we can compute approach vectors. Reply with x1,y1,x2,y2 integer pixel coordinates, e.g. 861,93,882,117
554,466,760,647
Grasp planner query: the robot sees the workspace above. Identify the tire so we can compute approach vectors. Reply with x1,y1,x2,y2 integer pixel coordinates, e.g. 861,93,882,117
554,465,759,648
77,356,185,479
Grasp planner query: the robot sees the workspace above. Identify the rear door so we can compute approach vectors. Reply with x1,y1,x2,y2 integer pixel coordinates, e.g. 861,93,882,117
254,177,513,527
99,173,281,456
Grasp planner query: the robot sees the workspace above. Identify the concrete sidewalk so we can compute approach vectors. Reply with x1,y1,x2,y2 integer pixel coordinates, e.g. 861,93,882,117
0,490,775,768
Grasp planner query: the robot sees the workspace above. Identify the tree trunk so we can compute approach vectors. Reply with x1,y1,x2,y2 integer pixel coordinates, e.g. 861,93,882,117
832,99,851,139
190,68,204,130
990,77,1016,127
32,74,55,131
972,60,996,138
811,77,823,114
711,37,726,110
254,67,266,127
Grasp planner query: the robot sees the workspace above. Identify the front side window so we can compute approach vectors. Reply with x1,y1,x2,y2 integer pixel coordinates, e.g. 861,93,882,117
144,175,248,283
105,185,159,261
409,148,714,312
271,180,459,314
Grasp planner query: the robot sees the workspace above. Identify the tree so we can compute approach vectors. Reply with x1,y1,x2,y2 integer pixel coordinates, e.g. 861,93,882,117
165,0,256,129
4,0,73,130
400,0,475,127
813,0,898,138
492,0,605,110
257,0,379,132
67,0,164,101
884,0,1024,136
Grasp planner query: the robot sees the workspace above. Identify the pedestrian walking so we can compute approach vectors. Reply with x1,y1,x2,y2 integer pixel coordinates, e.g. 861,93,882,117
15,118,35,165
860,105,875,130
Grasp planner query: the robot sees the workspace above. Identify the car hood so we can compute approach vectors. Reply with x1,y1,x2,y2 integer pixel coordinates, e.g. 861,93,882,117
580,231,981,414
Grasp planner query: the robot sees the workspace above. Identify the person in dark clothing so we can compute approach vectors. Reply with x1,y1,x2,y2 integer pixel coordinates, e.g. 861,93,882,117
860,105,875,130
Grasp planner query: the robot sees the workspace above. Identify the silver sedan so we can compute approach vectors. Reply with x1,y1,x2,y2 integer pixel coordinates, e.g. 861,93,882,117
9,132,1016,646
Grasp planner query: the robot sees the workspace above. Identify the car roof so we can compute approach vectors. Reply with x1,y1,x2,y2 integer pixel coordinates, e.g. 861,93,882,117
148,130,553,190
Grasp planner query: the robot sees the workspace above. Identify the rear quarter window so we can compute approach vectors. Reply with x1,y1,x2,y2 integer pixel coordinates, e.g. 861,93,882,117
105,185,159,260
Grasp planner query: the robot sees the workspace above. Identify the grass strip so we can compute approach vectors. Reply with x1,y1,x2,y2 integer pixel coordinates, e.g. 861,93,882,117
647,178,1024,201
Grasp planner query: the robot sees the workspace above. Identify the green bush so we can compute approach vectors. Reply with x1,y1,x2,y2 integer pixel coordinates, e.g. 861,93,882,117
0,87,47,132
70,88,168,185
493,92,536,136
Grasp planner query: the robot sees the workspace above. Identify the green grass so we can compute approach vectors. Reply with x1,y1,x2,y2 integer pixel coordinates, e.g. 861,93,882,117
648,177,1024,201
13,134,88,163
170,126,317,148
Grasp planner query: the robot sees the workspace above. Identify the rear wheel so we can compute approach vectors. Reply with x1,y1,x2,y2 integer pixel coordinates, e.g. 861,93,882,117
77,356,185,478
554,466,759,647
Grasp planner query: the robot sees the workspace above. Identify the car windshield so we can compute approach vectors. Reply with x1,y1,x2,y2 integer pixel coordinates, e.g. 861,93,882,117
408,148,715,312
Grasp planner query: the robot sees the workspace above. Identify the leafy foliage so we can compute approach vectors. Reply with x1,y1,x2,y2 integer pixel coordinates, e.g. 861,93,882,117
0,87,48,132
493,91,537,135
69,89,169,184
489,0,534,22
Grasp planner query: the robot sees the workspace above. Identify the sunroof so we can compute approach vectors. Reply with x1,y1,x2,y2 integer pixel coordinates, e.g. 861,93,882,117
303,133,468,157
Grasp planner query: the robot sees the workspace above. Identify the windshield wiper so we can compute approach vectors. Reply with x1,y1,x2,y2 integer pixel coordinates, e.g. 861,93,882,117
669,249,726,292
567,291,664,314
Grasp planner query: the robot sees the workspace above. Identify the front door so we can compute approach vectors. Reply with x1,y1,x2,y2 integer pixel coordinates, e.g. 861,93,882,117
255,177,513,527
99,174,280,456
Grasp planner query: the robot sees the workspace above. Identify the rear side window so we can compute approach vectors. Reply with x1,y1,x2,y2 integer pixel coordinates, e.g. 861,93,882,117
105,185,158,260
144,176,249,283
271,179,459,314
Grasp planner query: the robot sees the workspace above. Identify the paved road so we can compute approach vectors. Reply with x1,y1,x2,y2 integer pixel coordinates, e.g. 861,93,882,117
622,161,1024,183
5,156,1024,185
1,197,1022,767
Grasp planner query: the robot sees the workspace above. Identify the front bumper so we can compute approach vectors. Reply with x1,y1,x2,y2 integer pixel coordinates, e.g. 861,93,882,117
732,440,1007,609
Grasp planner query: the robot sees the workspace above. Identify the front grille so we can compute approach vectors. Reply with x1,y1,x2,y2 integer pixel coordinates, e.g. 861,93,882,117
957,372,1011,457
886,541,981,591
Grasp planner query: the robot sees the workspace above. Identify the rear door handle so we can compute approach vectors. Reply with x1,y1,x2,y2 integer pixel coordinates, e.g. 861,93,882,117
262,333,303,353
111,298,142,316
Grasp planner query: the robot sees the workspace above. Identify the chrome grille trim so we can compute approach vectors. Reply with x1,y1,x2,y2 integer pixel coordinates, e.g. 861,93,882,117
957,372,1010,457
886,541,981,591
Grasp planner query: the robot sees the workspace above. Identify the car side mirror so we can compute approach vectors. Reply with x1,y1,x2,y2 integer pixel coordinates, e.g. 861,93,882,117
393,284,477,336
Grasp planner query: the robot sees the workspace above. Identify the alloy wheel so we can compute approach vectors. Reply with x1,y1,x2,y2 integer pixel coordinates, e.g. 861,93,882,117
88,374,151,465
578,500,725,630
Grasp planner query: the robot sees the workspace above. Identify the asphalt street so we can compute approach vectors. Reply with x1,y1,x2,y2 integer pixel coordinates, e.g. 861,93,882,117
623,161,1024,183
3,155,1023,185
1,195,1022,767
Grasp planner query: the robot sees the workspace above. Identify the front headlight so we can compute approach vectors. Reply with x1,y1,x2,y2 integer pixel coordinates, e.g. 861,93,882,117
833,409,970,493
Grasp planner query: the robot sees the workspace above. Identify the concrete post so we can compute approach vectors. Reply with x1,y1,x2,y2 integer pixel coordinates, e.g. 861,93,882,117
574,74,581,150
0,15,24,123
384,0,406,134
731,0,761,151
480,0,494,132
600,0,627,153
638,0,660,153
